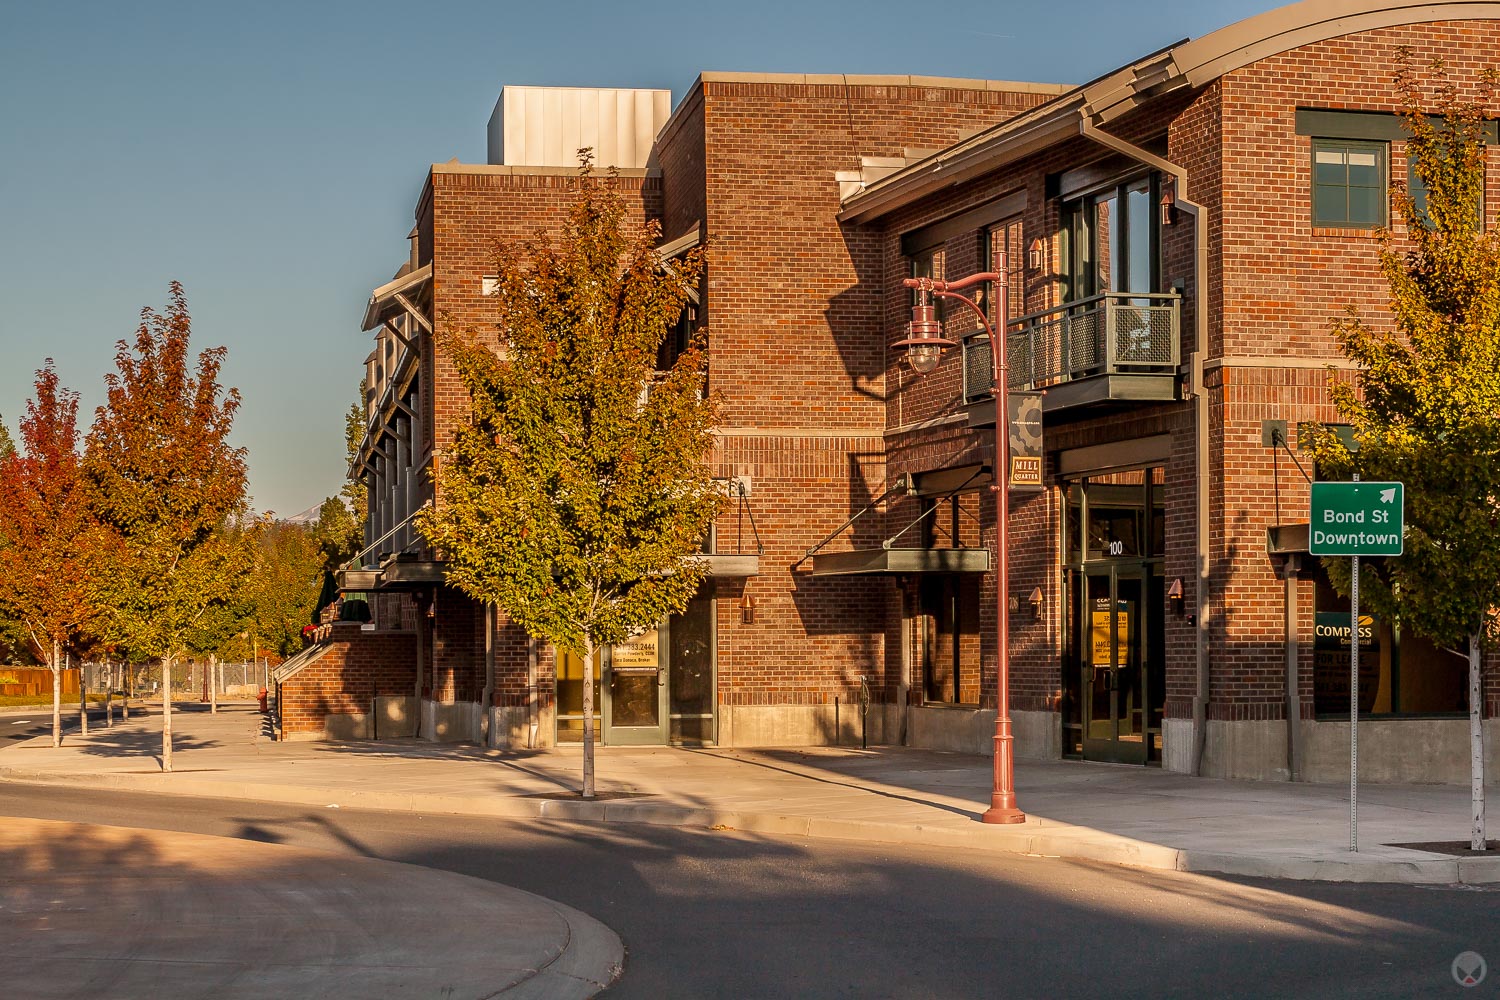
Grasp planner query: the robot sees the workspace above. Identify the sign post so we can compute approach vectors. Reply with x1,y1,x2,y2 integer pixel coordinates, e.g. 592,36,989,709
1310,478,1404,852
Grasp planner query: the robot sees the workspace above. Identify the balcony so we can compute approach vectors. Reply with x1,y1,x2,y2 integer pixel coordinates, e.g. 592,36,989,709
963,292,1181,420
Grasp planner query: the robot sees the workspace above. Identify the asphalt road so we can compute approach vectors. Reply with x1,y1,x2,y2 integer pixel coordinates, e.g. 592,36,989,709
3,783,1496,998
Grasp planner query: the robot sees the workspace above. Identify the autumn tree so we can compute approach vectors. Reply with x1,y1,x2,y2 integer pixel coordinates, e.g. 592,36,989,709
86,283,249,772
0,364,101,745
1309,55,1500,850
248,519,324,657
417,158,721,798
0,414,15,462
313,388,369,575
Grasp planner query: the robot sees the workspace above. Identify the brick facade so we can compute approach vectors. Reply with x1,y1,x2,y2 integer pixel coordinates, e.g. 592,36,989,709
307,7,1499,783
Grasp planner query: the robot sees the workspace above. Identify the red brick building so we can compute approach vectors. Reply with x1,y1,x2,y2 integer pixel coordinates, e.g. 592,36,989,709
283,0,1500,786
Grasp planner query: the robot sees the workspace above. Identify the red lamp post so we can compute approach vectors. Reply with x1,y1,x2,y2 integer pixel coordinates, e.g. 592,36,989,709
895,248,1026,825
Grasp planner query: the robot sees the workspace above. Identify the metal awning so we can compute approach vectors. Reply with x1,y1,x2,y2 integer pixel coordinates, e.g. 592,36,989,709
378,556,445,589
362,264,432,332
811,547,991,577
702,554,759,577
337,568,381,591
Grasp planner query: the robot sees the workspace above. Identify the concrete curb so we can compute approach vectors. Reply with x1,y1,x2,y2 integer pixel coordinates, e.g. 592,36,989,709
7,765,1496,885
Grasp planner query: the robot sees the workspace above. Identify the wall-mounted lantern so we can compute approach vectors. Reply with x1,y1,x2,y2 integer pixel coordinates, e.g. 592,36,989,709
1027,238,1045,271
740,593,757,625
1160,185,1178,227
1167,577,1184,615
1028,586,1044,616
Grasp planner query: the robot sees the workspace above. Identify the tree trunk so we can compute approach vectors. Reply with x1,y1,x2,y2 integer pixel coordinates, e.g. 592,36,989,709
78,657,88,736
162,655,173,773
122,662,130,721
209,654,217,714
582,637,596,799
51,641,61,748
105,658,113,728
1471,631,1487,851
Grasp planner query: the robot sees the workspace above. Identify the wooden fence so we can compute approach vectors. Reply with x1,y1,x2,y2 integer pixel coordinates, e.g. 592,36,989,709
0,668,80,697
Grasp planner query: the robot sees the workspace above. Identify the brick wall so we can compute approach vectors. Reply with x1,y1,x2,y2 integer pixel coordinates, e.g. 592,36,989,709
280,624,417,735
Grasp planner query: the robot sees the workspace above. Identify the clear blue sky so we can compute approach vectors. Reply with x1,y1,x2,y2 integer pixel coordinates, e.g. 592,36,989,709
0,0,1272,517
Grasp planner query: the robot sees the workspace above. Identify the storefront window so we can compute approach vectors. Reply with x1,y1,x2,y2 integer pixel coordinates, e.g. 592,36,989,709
1311,564,1466,716
921,574,981,706
668,589,715,743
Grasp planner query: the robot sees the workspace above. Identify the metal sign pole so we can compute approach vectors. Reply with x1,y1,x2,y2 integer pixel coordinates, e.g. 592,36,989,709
1350,551,1359,853
1350,473,1359,853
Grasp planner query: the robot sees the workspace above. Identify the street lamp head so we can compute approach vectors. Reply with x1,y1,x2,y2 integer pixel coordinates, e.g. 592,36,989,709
893,296,955,375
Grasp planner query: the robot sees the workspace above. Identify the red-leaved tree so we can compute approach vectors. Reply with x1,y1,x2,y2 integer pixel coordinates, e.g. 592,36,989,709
0,363,101,746
86,283,249,772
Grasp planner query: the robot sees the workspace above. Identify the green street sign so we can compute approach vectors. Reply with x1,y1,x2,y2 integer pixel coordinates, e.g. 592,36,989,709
1309,481,1405,556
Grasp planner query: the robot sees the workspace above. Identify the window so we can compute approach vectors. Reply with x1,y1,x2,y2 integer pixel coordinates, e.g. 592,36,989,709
1312,139,1387,228
1310,562,1466,717
920,575,981,706
982,218,1027,327
1062,175,1161,302
1406,155,1484,231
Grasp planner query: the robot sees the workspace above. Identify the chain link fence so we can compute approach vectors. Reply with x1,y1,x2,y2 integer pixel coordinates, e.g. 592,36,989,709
80,660,272,700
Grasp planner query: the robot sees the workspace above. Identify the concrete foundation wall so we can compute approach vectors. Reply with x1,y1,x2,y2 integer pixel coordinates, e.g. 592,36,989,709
1302,718,1499,786
420,699,482,743
907,707,994,755
486,705,545,749
722,704,895,747
903,707,1059,759
1202,719,1291,781
1182,717,1500,785
1163,718,1195,774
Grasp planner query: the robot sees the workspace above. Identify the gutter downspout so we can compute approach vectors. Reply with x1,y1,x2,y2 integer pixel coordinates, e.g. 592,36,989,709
481,603,496,747
1078,115,1213,776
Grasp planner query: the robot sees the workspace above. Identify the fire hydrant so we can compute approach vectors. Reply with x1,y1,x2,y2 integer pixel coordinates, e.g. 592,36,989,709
257,687,269,712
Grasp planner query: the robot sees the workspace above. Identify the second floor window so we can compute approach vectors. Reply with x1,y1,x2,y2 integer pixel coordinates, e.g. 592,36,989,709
1312,138,1387,228
1063,175,1160,302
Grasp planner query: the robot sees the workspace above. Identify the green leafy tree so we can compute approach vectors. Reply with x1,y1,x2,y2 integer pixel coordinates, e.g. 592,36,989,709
0,413,15,462
85,283,250,772
313,387,370,576
417,157,721,797
0,364,102,745
248,519,324,656
1308,54,1499,850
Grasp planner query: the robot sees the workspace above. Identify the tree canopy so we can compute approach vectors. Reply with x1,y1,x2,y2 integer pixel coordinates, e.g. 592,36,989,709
1307,52,1498,849
417,157,722,795
84,282,249,770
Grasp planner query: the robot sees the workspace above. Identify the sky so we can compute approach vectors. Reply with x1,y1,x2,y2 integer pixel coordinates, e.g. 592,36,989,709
0,0,1274,518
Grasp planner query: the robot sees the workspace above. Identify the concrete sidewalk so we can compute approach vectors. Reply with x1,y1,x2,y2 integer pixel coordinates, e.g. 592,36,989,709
0,816,621,999
4,704,1498,885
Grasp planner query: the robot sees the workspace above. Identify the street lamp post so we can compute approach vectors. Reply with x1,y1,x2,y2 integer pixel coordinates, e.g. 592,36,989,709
895,247,1026,825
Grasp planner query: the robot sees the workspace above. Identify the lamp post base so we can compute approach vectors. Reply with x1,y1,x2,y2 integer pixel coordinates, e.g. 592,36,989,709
981,804,1028,825
980,724,1026,824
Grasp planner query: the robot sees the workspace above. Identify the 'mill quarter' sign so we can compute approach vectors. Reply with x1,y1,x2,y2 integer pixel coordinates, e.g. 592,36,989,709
1309,481,1405,557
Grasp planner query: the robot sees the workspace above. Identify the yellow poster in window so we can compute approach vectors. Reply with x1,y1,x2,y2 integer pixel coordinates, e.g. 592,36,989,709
1090,608,1130,666
612,630,660,669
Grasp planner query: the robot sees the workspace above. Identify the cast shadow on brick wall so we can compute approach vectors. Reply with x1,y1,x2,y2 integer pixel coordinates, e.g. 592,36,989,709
819,228,890,404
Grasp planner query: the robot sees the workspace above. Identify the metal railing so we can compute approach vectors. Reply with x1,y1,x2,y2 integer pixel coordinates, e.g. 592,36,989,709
963,292,1181,401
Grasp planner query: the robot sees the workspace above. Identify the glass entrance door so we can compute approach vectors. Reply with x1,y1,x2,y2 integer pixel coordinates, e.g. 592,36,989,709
1081,566,1150,765
603,626,669,745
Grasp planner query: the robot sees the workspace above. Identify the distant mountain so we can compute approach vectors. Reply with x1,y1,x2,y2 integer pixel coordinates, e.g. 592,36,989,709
281,503,324,525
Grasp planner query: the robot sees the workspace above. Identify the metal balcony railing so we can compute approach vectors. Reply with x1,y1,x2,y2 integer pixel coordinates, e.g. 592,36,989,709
962,292,1181,402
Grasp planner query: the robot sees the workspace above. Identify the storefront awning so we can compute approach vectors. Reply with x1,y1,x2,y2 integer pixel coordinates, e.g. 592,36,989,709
810,547,991,577
702,554,759,577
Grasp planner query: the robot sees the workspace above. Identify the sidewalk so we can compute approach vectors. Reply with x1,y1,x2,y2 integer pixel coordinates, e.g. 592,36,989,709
4,704,1497,885
1,816,621,999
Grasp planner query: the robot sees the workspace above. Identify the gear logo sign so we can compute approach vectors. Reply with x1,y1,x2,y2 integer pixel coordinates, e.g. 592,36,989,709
1452,951,1487,988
